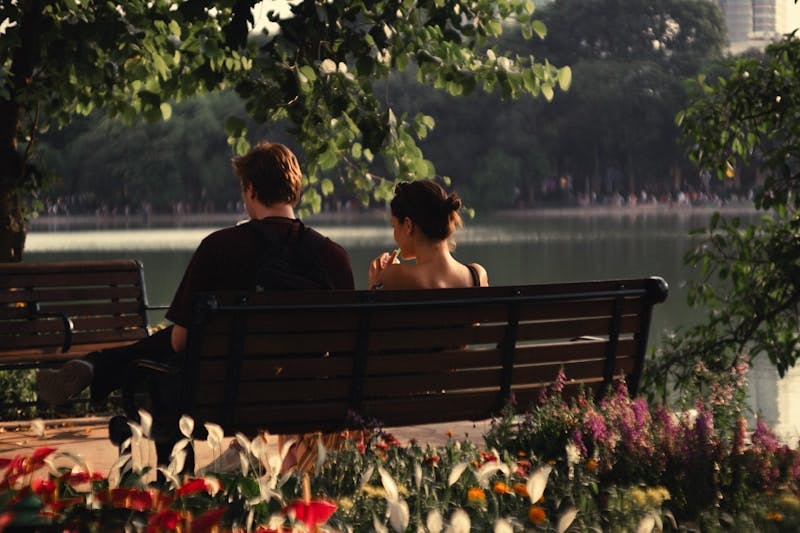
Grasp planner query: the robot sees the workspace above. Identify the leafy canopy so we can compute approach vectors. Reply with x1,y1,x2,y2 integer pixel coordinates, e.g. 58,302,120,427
1,0,571,216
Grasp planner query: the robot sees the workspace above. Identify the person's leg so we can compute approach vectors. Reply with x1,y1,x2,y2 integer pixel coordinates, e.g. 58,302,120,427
36,326,176,406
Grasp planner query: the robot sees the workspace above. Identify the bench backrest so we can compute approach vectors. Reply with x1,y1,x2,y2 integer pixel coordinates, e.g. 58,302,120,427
0,260,150,369
181,277,668,436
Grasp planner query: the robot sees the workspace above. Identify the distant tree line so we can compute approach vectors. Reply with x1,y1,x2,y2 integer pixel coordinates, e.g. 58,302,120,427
35,0,748,214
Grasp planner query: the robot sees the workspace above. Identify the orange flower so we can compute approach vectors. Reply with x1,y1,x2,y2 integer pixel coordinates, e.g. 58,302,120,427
586,459,598,471
467,487,486,504
765,511,784,522
493,482,512,495
513,483,529,498
528,505,546,524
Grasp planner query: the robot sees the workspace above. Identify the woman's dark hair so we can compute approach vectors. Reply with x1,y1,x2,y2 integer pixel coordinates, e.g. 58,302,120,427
390,180,463,241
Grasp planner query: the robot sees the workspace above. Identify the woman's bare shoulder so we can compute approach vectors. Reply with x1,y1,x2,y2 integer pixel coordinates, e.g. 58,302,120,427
376,263,422,290
468,262,490,286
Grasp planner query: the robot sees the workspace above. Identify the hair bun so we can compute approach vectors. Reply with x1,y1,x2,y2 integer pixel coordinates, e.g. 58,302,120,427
446,193,462,212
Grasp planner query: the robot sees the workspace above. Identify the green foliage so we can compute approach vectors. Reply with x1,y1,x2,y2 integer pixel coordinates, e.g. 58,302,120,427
2,0,570,238
647,35,800,393
0,370,36,420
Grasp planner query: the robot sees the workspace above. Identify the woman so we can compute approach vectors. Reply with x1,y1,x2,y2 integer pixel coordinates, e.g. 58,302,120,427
369,180,488,289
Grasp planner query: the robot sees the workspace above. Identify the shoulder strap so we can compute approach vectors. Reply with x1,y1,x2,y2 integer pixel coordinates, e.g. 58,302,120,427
466,264,481,287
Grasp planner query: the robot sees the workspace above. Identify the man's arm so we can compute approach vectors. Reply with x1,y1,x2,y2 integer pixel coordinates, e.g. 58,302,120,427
171,324,187,353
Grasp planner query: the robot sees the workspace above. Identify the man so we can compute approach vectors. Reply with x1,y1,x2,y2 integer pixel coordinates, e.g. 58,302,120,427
37,141,354,406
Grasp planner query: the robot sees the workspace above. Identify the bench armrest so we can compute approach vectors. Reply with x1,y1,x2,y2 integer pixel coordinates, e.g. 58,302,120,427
26,303,74,353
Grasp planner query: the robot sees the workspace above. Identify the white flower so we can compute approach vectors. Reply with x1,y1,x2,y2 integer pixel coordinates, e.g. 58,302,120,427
496,56,512,71
494,518,513,533
527,464,553,504
373,514,389,533
337,61,348,74
387,499,409,532
487,49,496,62
127,420,143,446
557,507,578,533
171,437,190,460
566,442,581,465
426,509,443,533
476,461,509,488
447,462,469,487
636,512,657,533
446,509,471,533
379,466,399,502
204,422,224,450
138,409,152,438
179,415,195,438
320,58,337,75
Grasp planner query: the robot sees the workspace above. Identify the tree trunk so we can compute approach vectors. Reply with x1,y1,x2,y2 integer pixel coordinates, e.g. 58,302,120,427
0,1,41,262
0,97,26,262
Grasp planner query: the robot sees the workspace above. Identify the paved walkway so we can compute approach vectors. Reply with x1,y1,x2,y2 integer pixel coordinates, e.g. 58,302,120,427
0,417,493,477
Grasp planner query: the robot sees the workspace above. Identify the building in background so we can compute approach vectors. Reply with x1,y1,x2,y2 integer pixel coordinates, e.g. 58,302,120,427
718,0,800,53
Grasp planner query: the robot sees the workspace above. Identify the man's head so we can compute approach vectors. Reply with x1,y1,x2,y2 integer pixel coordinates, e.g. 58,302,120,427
232,142,303,207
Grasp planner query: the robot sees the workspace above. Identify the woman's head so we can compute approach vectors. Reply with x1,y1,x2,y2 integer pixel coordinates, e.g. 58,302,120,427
390,180,463,241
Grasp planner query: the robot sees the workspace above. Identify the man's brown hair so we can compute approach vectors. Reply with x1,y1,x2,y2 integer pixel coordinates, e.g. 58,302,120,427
232,141,303,207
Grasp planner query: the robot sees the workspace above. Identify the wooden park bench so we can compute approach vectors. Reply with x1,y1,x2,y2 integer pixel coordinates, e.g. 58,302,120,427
170,276,668,438
0,260,155,372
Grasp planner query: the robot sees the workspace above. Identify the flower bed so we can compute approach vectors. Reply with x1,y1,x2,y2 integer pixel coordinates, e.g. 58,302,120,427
2,370,800,531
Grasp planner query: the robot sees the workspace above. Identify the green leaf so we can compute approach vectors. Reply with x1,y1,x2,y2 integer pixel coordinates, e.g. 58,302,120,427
225,116,248,138
299,65,317,83
532,20,547,39
321,178,334,196
160,102,172,120
541,83,554,102
557,66,572,91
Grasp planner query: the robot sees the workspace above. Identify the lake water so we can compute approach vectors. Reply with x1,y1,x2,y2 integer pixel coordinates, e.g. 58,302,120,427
26,207,746,346
26,206,800,439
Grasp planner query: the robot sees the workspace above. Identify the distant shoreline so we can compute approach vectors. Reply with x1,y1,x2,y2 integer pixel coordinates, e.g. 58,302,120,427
28,203,759,230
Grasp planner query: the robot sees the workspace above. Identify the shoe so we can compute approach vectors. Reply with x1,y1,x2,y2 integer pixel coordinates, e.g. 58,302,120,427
36,360,93,406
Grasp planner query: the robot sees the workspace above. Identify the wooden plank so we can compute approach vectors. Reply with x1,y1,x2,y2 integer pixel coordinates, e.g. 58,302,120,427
195,355,355,381
0,270,143,289
0,286,144,304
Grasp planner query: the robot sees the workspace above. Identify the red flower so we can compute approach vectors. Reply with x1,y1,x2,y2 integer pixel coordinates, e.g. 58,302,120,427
147,509,183,532
175,478,208,497
62,471,102,485
111,487,153,512
423,455,440,465
31,478,57,499
0,511,14,530
191,507,228,533
0,457,12,469
285,499,337,526
30,447,57,467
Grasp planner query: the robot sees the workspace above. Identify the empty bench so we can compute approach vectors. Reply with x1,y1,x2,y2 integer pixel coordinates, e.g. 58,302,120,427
0,260,154,371
175,277,668,437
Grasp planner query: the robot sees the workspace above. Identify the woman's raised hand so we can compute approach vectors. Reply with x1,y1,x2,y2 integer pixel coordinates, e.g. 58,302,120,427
368,249,400,288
